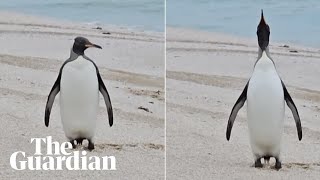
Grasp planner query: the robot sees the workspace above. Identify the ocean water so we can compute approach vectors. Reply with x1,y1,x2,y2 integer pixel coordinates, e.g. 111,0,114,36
1,1,319,47
167,0,320,47
0,0,164,32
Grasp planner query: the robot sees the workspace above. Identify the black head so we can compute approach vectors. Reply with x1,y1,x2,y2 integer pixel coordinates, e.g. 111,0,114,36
72,37,102,55
257,10,270,51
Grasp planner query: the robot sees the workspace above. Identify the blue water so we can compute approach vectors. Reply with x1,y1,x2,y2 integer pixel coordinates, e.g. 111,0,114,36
1,1,319,47
167,0,320,47
0,0,164,32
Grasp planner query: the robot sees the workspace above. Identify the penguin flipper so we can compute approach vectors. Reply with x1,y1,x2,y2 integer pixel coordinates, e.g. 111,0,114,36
226,81,249,140
97,71,113,127
45,73,61,127
83,56,114,127
281,80,302,140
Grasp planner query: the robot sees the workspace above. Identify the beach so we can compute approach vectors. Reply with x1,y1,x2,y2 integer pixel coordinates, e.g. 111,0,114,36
0,12,164,179
166,27,320,179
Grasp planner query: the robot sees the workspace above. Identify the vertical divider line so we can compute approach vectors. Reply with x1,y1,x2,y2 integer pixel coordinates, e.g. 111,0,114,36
164,0,167,179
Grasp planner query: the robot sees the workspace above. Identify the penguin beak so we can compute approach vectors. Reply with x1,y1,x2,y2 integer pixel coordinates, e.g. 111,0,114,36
257,10,270,51
85,42,102,49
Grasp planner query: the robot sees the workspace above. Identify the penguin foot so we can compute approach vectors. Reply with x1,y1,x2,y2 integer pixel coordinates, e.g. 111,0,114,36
76,138,84,145
88,140,95,151
254,158,263,168
69,140,76,149
275,158,282,170
264,156,271,165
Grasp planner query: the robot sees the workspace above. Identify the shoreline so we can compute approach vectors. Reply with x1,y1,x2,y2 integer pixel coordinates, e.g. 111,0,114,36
0,9,164,34
0,10,164,38
0,11,165,77
167,26,320,49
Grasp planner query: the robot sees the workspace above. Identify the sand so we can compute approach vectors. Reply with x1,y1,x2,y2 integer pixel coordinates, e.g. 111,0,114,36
1,10,320,180
0,12,164,179
166,27,320,179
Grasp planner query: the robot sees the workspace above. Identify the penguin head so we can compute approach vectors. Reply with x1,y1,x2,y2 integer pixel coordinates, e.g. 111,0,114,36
257,10,270,51
72,37,102,55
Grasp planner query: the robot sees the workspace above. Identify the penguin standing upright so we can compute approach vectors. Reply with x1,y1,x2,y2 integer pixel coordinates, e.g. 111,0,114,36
226,11,302,170
44,37,113,150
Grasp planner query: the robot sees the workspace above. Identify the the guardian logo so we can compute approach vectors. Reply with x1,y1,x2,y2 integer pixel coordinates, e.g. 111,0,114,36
10,136,116,170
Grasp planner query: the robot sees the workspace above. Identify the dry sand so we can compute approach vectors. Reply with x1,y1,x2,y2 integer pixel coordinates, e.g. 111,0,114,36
0,12,164,179
166,27,320,179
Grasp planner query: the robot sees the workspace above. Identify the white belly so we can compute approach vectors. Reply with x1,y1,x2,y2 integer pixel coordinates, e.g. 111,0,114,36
247,57,284,157
60,57,99,140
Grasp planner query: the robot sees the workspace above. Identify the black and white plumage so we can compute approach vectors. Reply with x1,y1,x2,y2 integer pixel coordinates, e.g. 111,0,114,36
226,10,302,170
45,37,113,150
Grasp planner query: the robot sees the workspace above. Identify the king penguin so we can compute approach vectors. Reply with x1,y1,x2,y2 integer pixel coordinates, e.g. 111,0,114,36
226,10,302,170
44,37,113,150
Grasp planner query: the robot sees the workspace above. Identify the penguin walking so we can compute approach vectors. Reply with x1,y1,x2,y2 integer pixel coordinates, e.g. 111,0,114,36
226,11,302,170
44,37,113,150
